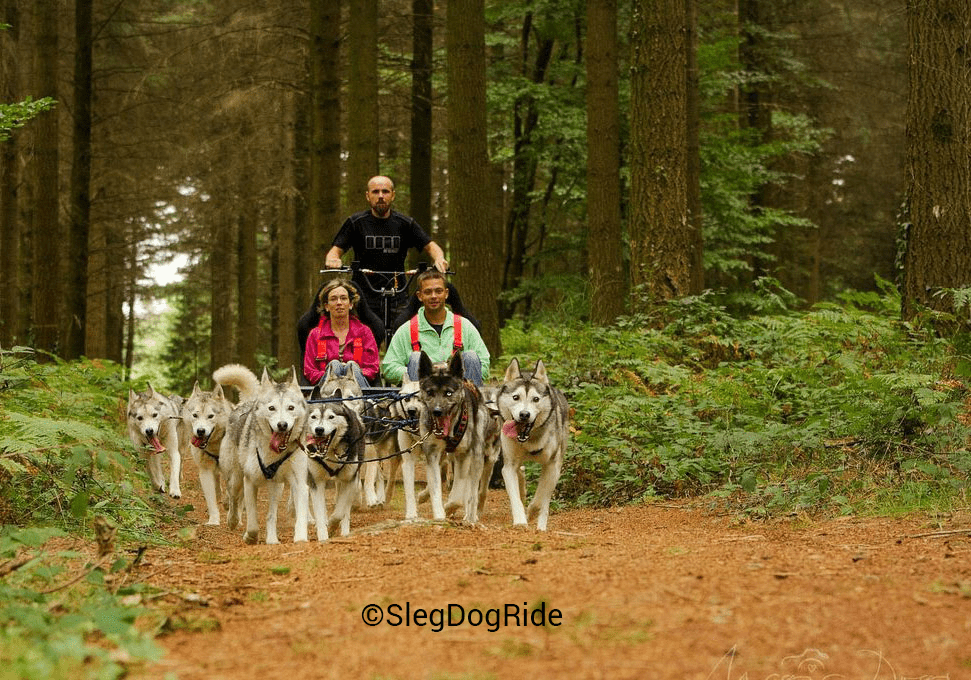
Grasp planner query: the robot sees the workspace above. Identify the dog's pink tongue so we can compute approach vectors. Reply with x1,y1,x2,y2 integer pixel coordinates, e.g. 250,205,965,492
191,435,206,449
148,436,166,453
501,420,519,439
437,416,452,435
270,431,286,453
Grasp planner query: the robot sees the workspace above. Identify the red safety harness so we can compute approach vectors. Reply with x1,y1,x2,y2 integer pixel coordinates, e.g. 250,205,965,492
316,317,362,364
411,314,463,355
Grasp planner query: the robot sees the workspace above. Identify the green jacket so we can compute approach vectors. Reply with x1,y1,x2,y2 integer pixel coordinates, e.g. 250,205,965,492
381,308,490,384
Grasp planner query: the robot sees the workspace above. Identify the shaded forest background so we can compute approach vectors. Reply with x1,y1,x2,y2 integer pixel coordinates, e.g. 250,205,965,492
0,0,953,391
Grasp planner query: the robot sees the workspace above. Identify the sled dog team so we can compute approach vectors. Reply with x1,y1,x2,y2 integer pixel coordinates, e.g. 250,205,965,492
126,355,570,544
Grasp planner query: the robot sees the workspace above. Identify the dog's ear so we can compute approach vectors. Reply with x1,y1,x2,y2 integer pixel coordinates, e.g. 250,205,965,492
212,382,225,400
333,387,343,400
448,351,464,379
128,387,136,404
504,358,521,383
418,351,434,380
260,367,272,386
146,382,156,397
309,380,322,401
191,381,201,396
533,360,548,384
288,365,300,387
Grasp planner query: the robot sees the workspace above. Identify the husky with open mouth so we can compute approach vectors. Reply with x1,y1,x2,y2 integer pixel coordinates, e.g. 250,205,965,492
416,351,491,523
126,384,186,498
496,358,570,530
218,366,309,544
304,384,365,539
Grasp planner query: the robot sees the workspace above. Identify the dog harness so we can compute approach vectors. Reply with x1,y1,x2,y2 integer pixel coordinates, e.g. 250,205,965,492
256,442,303,480
316,317,363,364
438,382,479,453
411,314,463,355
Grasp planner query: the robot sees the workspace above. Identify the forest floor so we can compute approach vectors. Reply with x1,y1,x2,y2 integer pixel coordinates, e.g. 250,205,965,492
127,456,971,680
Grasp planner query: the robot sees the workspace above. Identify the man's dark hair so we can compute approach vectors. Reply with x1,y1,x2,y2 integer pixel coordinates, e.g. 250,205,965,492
416,269,447,289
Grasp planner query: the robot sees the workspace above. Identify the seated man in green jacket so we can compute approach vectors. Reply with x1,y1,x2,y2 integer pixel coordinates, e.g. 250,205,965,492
381,270,490,386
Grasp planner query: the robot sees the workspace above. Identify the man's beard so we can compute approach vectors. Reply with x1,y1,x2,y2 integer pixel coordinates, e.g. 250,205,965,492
372,202,391,216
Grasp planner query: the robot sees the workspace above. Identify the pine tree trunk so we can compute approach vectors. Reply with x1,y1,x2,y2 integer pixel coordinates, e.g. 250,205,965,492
345,0,378,214
278,91,300,371
447,0,502,356
210,212,234,371
410,0,434,233
902,0,971,318
586,0,625,324
629,0,694,303
31,0,60,355
65,0,92,359
0,0,22,347
684,0,704,295
309,0,341,273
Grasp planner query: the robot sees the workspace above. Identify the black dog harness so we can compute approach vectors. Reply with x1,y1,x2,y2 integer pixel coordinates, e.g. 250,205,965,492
257,442,303,480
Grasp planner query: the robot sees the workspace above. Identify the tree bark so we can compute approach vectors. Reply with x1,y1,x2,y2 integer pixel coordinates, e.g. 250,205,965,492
446,0,502,357
409,0,434,233
65,0,92,359
345,0,379,215
0,0,22,347
901,0,971,318
31,0,60,355
629,0,695,304
308,0,341,279
684,0,704,295
586,0,625,324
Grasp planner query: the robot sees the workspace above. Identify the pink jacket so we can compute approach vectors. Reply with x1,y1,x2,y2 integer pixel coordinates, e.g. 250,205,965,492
303,316,379,385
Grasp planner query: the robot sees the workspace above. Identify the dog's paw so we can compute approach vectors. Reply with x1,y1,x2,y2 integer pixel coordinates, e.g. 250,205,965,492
169,491,182,499
243,530,259,545
204,518,220,526
510,522,530,531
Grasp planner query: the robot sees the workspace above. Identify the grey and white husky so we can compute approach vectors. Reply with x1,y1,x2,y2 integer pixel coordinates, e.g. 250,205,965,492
181,366,255,525
315,371,387,507
416,351,491,523
304,385,366,539
126,384,185,498
217,366,310,544
496,358,570,531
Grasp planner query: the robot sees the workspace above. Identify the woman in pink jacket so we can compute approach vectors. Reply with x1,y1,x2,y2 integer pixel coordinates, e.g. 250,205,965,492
303,279,379,388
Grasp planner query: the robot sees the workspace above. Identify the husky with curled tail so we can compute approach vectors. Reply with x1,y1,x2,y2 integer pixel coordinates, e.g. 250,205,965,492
496,358,569,530
216,365,309,544
126,384,186,498
180,364,258,526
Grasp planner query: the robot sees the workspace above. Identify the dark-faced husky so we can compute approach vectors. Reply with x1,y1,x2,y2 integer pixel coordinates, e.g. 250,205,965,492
126,384,185,498
218,366,309,544
304,385,366,539
496,358,569,531
417,351,491,523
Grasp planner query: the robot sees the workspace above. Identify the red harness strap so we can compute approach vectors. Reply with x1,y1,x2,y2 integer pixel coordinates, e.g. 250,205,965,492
316,318,363,364
411,314,463,354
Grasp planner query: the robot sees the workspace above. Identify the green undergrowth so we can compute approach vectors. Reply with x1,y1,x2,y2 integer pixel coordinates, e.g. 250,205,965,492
500,283,971,519
0,348,178,679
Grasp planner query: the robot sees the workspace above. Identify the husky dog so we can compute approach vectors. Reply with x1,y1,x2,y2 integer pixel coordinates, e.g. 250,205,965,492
496,359,569,531
315,372,387,507
416,351,491,523
392,374,429,519
304,385,366,539
126,384,185,498
181,365,256,525
217,366,310,544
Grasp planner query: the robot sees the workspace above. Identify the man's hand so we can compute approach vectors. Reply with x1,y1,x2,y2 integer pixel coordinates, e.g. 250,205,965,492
325,256,343,269
433,257,449,273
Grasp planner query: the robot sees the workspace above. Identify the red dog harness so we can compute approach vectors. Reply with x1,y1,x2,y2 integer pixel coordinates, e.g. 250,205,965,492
411,314,463,355
316,318,362,364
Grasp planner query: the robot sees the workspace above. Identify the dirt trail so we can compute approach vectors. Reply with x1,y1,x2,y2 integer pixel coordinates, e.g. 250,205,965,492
131,459,971,680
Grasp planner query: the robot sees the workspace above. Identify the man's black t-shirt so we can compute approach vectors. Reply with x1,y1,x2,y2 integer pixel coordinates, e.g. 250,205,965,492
332,209,433,323
332,210,432,272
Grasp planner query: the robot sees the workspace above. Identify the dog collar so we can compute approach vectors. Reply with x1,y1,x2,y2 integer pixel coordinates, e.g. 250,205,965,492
441,399,470,453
